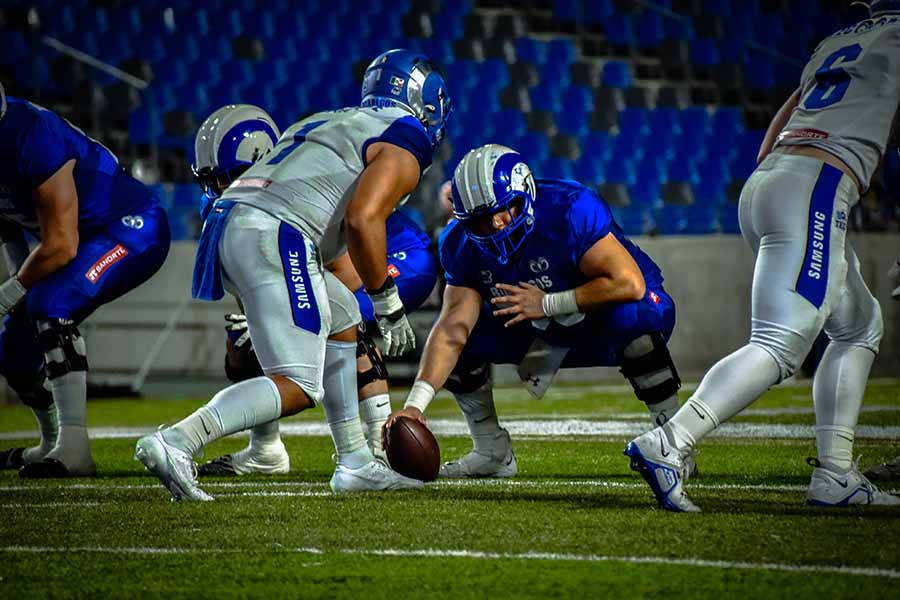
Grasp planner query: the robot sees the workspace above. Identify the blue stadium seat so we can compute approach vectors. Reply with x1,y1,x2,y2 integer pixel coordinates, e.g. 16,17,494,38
698,158,731,190
478,60,511,90
493,110,528,141
743,57,775,90
553,0,580,22
603,14,636,47
546,38,575,66
573,157,605,186
601,61,633,88
679,107,711,135
637,12,665,49
556,105,589,137
639,155,667,186
611,205,654,236
516,38,547,65
667,157,699,186
732,130,765,179
605,154,637,186
619,108,650,137
703,0,732,17
540,157,575,180
711,107,744,139
581,132,613,163
129,107,164,144
583,1,613,24
516,132,551,164
664,17,695,41
692,179,726,206
691,38,721,67
630,179,662,208
531,86,561,111
724,14,754,43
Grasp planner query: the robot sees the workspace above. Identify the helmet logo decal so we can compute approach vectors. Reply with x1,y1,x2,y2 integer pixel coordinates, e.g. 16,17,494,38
389,75,405,95
510,163,531,194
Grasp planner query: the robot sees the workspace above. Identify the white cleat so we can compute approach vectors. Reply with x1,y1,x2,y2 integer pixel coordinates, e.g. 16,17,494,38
806,458,900,507
330,458,424,493
439,429,518,479
134,430,213,502
198,442,290,476
624,428,700,513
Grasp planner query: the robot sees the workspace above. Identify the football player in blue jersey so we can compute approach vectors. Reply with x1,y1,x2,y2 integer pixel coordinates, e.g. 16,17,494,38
0,83,171,477
187,104,439,476
385,144,684,478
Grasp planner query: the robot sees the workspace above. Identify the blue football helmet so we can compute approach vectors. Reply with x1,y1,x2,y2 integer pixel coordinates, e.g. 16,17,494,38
451,144,536,265
870,0,900,15
361,49,452,150
192,104,280,201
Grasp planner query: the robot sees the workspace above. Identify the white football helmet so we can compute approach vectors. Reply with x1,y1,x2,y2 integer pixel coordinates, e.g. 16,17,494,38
192,104,280,199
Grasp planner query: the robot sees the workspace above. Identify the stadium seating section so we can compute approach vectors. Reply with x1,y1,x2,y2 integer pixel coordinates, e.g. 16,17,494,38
0,0,871,239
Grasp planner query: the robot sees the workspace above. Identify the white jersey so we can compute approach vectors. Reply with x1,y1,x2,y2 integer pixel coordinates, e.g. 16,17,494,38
776,15,900,189
221,106,432,263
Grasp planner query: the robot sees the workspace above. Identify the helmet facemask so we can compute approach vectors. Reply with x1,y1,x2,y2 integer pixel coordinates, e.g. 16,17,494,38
459,192,535,265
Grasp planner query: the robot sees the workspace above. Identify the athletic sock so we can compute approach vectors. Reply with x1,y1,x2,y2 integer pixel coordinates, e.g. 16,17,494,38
248,420,282,453
359,393,391,449
163,377,282,457
321,340,371,469
454,381,503,453
813,342,876,473
43,371,92,467
666,344,780,450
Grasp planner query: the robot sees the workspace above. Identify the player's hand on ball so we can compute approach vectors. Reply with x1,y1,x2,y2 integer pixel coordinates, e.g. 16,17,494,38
491,282,546,327
382,407,425,450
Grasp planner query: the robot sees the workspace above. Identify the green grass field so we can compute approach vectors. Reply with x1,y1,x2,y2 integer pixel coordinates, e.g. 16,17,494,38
2,380,899,598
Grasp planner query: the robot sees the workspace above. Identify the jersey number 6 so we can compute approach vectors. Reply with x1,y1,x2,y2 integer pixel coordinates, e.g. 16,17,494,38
803,43,862,110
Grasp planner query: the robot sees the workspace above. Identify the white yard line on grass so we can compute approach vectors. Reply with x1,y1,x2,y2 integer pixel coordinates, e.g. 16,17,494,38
0,544,897,579
3,420,899,441
2,478,895,495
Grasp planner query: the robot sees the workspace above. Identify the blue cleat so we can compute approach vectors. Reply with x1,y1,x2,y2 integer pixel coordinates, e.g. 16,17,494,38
625,429,700,513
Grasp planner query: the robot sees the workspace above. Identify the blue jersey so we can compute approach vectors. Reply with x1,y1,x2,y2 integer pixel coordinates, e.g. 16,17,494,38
439,178,663,302
386,209,431,254
0,97,156,235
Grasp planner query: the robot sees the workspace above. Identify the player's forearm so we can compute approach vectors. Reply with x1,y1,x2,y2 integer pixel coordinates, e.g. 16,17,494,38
405,321,469,412
346,216,389,291
16,240,78,288
545,273,645,316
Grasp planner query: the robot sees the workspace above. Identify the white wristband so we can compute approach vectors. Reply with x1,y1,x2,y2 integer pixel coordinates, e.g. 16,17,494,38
0,276,27,313
404,380,436,413
541,289,578,317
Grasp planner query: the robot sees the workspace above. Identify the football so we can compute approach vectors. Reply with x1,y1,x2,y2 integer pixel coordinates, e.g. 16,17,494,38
384,416,440,482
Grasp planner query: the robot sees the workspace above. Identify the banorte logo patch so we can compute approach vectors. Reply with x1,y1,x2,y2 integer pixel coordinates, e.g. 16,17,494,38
85,244,128,284
387,263,401,278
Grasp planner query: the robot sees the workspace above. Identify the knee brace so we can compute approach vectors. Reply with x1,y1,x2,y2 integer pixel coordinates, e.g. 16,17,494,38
356,326,388,391
37,319,87,380
445,362,490,395
620,333,681,405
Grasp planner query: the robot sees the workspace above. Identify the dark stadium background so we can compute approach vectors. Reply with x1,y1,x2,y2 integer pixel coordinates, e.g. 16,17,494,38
2,0,898,390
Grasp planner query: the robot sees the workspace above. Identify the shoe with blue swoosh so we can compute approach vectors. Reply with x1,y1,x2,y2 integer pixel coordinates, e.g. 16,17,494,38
806,458,900,507
625,429,699,513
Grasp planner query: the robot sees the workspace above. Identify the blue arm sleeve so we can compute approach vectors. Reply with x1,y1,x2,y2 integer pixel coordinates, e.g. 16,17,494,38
363,115,433,175
568,190,613,264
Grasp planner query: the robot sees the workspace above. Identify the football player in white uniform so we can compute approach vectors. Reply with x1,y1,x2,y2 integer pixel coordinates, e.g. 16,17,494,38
188,104,438,476
135,49,451,500
626,1,900,511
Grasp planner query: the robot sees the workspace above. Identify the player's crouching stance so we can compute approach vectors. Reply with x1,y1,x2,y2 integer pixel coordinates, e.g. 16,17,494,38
0,84,171,477
385,144,684,478
135,49,450,500
187,105,439,476
626,1,900,512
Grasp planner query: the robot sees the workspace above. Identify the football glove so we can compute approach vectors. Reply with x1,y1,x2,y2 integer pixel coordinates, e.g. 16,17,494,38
224,313,251,348
367,276,415,357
